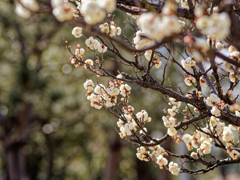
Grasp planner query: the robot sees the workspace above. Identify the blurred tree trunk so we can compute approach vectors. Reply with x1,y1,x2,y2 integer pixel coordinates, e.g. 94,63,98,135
136,159,150,180
103,133,121,180
4,103,32,180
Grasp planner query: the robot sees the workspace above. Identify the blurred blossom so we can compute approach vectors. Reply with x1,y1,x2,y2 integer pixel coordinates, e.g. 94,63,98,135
62,64,72,74
84,114,94,124
0,64,11,75
0,106,8,115
48,60,58,70
42,124,54,134
74,123,84,133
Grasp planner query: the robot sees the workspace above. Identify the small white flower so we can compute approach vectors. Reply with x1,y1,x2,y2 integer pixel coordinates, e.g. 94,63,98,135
155,61,162,69
75,48,85,58
85,59,94,66
99,23,110,34
80,1,106,24
116,27,121,36
136,110,148,122
85,37,97,50
184,76,196,86
236,111,240,117
15,3,31,19
223,128,234,142
229,150,240,159
168,127,177,136
53,2,74,22
169,161,180,175
106,88,120,96
229,45,237,53
215,42,223,51
229,73,236,83
21,0,39,10
72,27,83,38
96,42,107,53
97,0,116,13
211,106,221,117
182,134,192,144
156,155,168,167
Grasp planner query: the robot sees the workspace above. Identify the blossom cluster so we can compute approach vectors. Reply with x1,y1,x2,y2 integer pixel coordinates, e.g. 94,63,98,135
77,0,116,24
137,12,181,41
52,0,74,22
71,27,108,57
99,21,121,37
83,78,132,109
144,50,162,69
136,145,180,175
223,45,240,83
161,98,182,136
181,57,196,70
206,93,225,117
196,9,231,40
133,30,155,50
15,0,39,19
184,74,196,86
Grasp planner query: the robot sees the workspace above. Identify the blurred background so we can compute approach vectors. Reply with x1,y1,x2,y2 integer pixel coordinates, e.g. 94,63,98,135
1,1,240,180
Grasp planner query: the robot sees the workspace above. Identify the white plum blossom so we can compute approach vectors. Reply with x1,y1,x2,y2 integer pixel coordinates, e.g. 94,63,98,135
85,37,97,50
236,111,240,117
229,73,237,83
184,75,196,86
99,23,110,34
169,162,180,175
136,110,148,122
84,79,95,93
72,27,83,38
116,27,121,36
52,2,74,22
15,0,40,19
136,146,149,161
137,12,181,41
200,140,212,154
195,38,210,53
145,50,153,60
194,6,204,17
200,76,208,87
95,42,107,53
229,150,240,159
156,155,168,168
215,42,223,51
206,93,221,106
138,13,163,40
75,48,85,58
120,84,131,97
223,62,234,73
133,30,155,49
181,57,196,70
196,12,231,40
85,59,94,67
229,45,237,53
211,106,221,117
222,127,234,142
106,87,120,96
182,134,192,144
80,1,106,24
168,127,177,136
15,3,31,19
97,0,116,13
168,98,181,108
21,0,39,11
191,152,198,158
